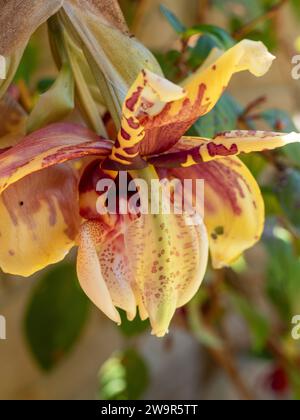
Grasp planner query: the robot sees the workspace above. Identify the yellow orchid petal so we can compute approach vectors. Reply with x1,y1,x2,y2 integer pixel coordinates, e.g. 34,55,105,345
180,39,275,118
103,39,275,159
77,221,137,323
124,213,208,337
0,123,112,194
102,69,186,170
158,156,264,269
0,165,80,276
203,157,264,268
77,165,208,336
149,130,300,168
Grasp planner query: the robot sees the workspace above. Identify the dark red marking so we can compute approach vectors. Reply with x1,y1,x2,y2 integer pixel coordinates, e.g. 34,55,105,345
207,142,238,157
125,87,143,111
127,117,140,129
120,128,131,141
157,159,246,216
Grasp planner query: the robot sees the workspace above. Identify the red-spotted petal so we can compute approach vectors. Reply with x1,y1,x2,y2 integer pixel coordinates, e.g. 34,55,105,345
133,40,275,156
0,123,112,193
102,69,185,170
77,209,208,337
0,164,80,276
148,130,300,168
77,220,137,323
157,156,264,268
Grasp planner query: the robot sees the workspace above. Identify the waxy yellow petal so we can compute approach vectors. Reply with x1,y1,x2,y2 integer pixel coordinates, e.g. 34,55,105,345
102,69,186,170
149,131,300,168
158,156,264,268
0,123,112,193
77,164,209,337
103,39,275,159
124,213,209,337
77,220,137,323
0,165,80,276
180,39,275,118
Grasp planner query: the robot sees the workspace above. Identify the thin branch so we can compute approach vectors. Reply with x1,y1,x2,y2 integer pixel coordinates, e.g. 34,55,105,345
238,96,267,122
208,346,254,400
187,289,255,400
233,0,289,41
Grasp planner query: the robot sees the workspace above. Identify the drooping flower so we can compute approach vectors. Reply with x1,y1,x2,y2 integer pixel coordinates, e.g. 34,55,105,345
1,38,300,336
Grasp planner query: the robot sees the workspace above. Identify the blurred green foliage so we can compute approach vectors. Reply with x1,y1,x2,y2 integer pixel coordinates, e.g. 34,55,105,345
24,264,90,371
13,0,300,400
98,349,149,400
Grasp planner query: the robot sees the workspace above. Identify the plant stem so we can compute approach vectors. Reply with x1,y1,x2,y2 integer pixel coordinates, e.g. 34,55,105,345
233,0,289,40
187,294,255,400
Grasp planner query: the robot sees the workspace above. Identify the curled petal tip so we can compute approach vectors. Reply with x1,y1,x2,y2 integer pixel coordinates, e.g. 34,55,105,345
109,309,122,325
283,132,300,144
143,69,186,102
238,39,276,77
126,310,137,322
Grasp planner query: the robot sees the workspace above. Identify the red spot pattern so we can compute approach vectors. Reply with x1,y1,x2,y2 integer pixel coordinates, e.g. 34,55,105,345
127,117,140,129
125,87,143,111
120,127,131,141
138,84,208,156
207,142,238,157
157,158,247,216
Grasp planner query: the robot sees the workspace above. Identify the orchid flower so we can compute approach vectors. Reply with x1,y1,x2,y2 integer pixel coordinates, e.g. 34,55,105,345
1,33,300,336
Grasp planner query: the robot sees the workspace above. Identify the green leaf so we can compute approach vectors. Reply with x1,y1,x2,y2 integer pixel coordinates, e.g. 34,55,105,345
276,169,300,235
27,63,74,133
59,2,162,128
261,109,297,132
159,5,187,34
261,109,300,166
265,235,300,319
291,0,300,20
185,24,235,50
188,93,243,138
188,34,221,69
229,291,270,352
98,349,149,400
48,16,107,136
154,50,181,82
240,153,266,179
118,310,150,338
13,42,39,84
187,291,223,350
260,187,282,217
24,263,90,371
36,78,55,94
